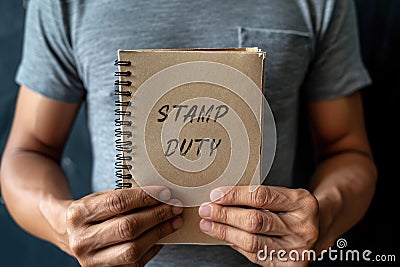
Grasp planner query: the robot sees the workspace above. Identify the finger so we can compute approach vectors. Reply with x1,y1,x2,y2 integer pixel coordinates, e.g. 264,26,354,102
200,219,276,253
88,200,183,249
91,218,182,266
198,203,287,235
79,186,172,223
136,245,163,266
118,245,163,267
209,186,302,212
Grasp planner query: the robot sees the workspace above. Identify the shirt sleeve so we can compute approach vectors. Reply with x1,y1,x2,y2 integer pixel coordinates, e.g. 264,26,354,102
15,0,85,103
302,0,371,101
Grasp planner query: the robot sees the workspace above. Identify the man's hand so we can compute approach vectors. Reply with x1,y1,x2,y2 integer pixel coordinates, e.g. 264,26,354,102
0,87,183,266
198,186,319,266
49,187,183,267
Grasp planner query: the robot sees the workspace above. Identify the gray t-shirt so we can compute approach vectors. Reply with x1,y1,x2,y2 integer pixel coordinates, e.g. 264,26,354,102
16,0,370,266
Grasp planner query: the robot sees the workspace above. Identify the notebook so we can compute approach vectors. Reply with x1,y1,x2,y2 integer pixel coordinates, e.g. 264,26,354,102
114,48,266,244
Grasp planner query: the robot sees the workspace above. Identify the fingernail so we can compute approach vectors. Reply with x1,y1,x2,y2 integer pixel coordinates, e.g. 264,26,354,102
199,219,213,233
210,189,224,202
158,188,171,201
172,217,183,230
199,204,211,218
169,199,184,215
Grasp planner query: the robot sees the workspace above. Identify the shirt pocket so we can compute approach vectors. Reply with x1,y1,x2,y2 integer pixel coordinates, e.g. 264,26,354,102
238,26,312,105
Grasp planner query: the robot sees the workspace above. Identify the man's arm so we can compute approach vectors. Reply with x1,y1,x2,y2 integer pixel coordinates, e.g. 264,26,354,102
1,86,79,252
307,91,377,252
0,86,183,266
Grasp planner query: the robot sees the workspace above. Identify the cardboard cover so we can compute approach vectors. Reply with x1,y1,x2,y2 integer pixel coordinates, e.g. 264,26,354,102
116,48,266,244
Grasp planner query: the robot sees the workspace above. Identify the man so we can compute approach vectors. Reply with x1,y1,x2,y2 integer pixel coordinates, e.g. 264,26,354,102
0,0,377,266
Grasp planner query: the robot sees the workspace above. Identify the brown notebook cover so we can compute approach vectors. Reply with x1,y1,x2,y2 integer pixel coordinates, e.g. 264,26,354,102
114,48,266,244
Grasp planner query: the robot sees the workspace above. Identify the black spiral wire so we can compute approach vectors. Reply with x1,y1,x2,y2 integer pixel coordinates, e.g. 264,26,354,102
114,60,133,189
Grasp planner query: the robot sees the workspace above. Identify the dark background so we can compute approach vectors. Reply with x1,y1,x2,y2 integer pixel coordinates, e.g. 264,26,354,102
0,0,398,266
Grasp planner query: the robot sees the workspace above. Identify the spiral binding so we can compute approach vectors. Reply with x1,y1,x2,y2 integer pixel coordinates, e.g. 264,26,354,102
114,60,133,189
